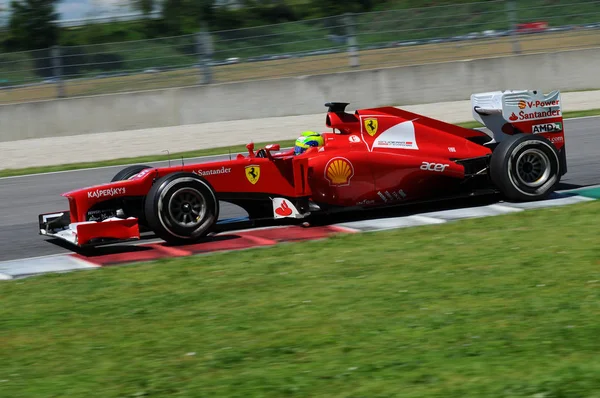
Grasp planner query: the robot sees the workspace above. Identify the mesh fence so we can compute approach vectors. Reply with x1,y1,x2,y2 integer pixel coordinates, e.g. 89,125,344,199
2,0,600,103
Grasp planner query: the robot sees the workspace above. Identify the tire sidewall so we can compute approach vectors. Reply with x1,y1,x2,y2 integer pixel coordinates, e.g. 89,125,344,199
145,173,219,242
491,134,560,201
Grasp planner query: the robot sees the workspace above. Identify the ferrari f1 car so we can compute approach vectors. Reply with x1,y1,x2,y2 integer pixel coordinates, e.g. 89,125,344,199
39,89,567,247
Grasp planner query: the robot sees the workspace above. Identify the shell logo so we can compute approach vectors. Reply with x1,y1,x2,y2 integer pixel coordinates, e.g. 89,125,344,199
518,100,527,109
325,157,354,186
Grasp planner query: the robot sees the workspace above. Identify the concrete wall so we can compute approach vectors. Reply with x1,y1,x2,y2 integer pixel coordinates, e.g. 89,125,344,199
2,47,600,142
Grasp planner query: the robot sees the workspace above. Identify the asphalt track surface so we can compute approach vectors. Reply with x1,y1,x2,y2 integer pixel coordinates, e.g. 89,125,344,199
1,117,599,262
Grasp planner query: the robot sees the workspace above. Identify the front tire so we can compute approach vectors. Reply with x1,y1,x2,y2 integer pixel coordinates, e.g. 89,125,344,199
144,172,219,244
111,165,152,182
111,165,153,229
490,134,561,201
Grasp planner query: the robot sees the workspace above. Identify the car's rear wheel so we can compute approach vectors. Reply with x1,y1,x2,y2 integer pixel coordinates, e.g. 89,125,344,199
144,172,219,244
490,134,561,201
110,165,152,182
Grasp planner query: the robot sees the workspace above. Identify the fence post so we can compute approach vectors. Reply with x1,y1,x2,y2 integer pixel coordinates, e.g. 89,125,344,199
344,13,359,68
506,0,521,55
195,29,214,85
51,45,66,98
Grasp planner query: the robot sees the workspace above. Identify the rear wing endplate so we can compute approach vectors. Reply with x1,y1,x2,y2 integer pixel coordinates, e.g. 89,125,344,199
471,89,563,143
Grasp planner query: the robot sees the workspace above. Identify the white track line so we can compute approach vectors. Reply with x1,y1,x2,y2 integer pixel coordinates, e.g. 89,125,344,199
0,152,245,180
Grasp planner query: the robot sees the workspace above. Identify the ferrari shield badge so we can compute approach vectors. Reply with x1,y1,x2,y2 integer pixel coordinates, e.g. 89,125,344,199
245,165,260,185
364,118,378,136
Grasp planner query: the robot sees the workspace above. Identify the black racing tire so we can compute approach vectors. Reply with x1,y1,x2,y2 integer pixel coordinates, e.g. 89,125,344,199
490,134,561,202
144,172,219,244
110,165,152,182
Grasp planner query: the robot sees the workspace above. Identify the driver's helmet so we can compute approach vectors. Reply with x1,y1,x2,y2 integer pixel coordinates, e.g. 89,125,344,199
294,131,324,155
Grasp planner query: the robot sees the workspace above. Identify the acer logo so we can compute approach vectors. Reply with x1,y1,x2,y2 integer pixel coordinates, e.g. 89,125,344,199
420,162,449,172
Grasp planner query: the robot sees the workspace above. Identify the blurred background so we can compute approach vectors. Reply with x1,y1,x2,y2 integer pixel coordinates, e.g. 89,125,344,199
1,0,600,104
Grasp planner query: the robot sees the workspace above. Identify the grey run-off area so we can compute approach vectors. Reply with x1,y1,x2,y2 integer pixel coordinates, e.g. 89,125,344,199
0,117,598,263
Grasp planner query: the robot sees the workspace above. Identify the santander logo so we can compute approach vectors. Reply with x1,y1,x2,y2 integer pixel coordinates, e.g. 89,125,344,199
509,112,518,121
275,200,293,216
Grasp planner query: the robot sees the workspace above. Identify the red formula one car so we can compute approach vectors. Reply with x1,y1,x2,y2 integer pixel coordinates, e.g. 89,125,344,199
39,89,567,247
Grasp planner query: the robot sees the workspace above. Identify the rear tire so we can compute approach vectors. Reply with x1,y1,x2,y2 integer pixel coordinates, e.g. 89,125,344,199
490,134,561,201
144,172,219,244
111,165,152,182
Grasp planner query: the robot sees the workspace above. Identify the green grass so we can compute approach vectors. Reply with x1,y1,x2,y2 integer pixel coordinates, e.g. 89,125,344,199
0,139,298,178
1,201,599,397
2,108,599,178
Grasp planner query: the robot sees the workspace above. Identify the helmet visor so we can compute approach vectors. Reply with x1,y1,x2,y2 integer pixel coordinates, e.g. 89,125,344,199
294,145,307,155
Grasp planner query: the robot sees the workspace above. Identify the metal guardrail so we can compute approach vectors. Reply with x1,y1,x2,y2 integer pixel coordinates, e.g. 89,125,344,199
1,0,600,104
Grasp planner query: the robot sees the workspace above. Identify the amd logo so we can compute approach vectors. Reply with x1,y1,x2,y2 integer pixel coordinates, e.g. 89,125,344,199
420,162,449,172
532,122,562,133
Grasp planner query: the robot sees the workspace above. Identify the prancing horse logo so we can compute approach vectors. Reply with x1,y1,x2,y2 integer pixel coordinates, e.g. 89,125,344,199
245,165,260,184
364,118,378,136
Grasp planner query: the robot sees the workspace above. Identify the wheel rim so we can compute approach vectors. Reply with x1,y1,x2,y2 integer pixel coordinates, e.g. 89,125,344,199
515,148,551,188
167,188,207,228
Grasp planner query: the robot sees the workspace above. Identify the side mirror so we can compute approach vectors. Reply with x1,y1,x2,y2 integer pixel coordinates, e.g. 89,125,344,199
265,144,280,151
246,142,255,157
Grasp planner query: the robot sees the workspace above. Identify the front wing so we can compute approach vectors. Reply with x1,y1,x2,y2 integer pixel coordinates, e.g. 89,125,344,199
39,211,141,247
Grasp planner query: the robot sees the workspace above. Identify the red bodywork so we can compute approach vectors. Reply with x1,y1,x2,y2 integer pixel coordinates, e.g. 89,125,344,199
40,103,564,246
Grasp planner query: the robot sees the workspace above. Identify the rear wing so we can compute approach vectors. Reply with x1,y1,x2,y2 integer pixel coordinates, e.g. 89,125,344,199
471,89,564,147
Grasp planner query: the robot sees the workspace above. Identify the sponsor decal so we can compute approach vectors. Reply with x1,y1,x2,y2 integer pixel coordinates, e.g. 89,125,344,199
349,135,361,143
356,199,376,206
88,187,126,199
516,99,560,110
194,166,231,177
364,118,378,136
86,209,117,222
377,189,406,203
275,200,293,217
525,99,560,108
448,147,456,153
420,162,449,173
272,197,301,219
532,122,562,133
509,109,561,122
325,157,354,186
371,120,419,150
245,165,260,185
376,140,414,148
550,136,564,143
133,168,153,179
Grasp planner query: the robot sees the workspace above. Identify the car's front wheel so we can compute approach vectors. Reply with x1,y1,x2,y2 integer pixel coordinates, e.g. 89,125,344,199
490,133,561,201
144,172,219,244
110,164,152,182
